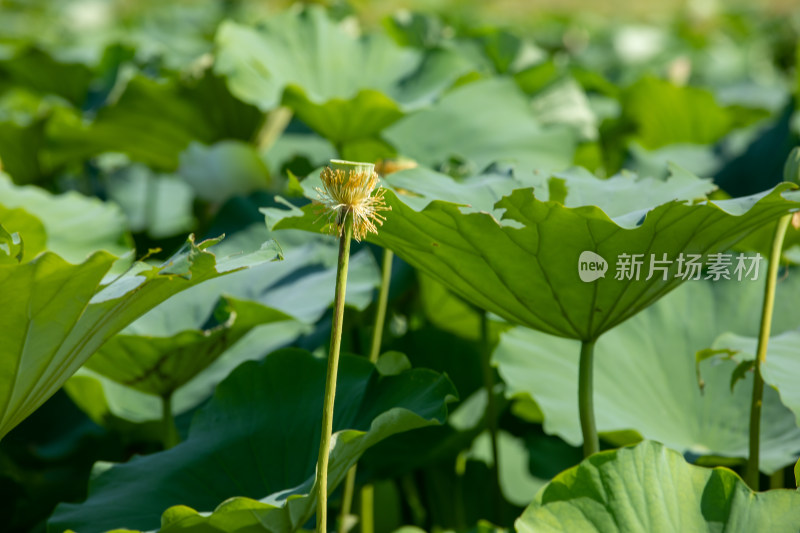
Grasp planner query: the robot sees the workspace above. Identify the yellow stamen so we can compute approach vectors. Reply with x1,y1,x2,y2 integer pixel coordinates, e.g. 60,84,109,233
314,162,391,242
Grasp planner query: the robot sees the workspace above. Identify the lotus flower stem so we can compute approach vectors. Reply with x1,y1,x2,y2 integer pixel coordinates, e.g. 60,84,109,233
337,465,357,533
745,214,791,489
578,339,598,457
336,161,404,533
161,393,179,449
316,160,388,533
360,484,374,533
316,213,353,533
479,312,501,512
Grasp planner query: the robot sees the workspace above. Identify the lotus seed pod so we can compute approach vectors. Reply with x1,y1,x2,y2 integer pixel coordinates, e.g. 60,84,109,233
330,159,375,176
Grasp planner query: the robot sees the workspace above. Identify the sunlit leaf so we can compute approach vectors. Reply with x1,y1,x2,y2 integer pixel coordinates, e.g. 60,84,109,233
214,7,470,112
622,76,732,149
85,297,294,398
384,78,576,174
0,235,280,440
0,172,129,261
178,224,381,325
215,7,472,148
273,165,800,340
0,204,45,261
516,440,800,533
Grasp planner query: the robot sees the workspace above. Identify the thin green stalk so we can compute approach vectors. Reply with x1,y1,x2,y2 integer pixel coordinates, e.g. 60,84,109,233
337,464,356,533
369,249,393,364
161,393,179,449
479,312,501,514
256,106,293,152
745,214,791,490
578,339,598,457
317,215,353,533
145,173,158,231
770,468,784,490
360,484,374,533
400,474,427,525
341,249,393,533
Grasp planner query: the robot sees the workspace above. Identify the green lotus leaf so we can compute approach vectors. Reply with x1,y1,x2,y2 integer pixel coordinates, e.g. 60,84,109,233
264,165,527,227
0,204,45,262
0,225,21,264
0,171,130,261
474,28,545,75
63,223,378,428
62,371,166,443
214,7,470,111
466,430,547,507
215,7,472,147
0,47,92,106
172,224,381,325
383,78,576,174
178,140,271,203
418,272,511,344
516,440,800,533
623,103,789,188
47,71,262,170
733,217,800,265
622,76,733,149
494,276,800,473
626,141,721,179
215,7,417,110
101,160,196,239
0,115,45,184
282,86,404,148
357,327,490,478
64,294,300,440
64,319,308,428
49,349,457,533
0,234,280,441
288,49,476,153
708,328,800,427
272,164,800,340
84,296,294,398
521,164,717,216
262,133,337,178
0,87,74,183
529,77,598,142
